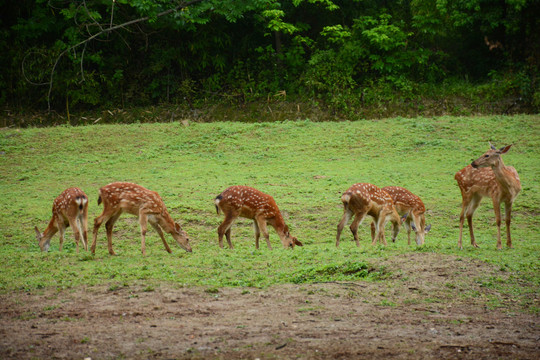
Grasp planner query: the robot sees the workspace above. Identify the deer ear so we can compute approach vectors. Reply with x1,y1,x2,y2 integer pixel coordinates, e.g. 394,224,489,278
490,142,497,150
499,144,512,154
174,223,182,233
293,238,303,247
425,224,432,232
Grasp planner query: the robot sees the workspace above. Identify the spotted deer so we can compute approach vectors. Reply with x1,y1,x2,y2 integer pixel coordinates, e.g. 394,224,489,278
34,187,88,253
455,144,521,249
375,186,431,245
91,182,192,256
336,183,403,247
214,186,302,249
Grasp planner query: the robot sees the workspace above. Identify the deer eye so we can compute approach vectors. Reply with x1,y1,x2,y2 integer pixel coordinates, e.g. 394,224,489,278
484,154,489,158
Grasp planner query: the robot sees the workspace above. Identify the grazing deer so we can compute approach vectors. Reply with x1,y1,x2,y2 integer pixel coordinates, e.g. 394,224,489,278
455,144,521,249
34,188,88,253
336,183,403,247
91,182,192,256
214,186,302,249
375,186,431,245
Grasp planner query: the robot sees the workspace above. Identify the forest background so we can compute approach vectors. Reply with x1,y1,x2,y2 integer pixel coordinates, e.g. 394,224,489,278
1,0,539,125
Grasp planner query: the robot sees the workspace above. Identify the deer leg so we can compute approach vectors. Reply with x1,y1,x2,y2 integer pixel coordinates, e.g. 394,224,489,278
350,213,365,247
81,206,89,251
253,220,261,250
390,217,400,244
104,212,121,256
76,216,87,251
404,218,412,245
255,216,271,250
225,228,234,249
92,211,112,255
138,210,149,256
466,195,482,248
370,221,376,243
57,219,66,252
336,209,352,247
150,222,172,253
67,216,82,253
376,215,388,246
492,198,502,250
218,212,236,249
390,221,398,243
504,202,513,248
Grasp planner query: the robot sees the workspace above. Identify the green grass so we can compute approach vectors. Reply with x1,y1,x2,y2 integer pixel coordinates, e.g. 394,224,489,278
0,115,539,299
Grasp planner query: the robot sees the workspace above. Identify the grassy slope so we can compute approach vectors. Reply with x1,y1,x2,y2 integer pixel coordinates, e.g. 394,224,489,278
0,116,538,306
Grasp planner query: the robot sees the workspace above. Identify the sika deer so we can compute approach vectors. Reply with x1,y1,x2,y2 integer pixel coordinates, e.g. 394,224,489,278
377,186,431,245
455,144,521,249
336,183,403,247
214,186,302,249
91,182,192,256
34,188,88,253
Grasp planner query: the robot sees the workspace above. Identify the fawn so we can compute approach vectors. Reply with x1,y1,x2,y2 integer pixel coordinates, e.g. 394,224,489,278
336,183,403,247
376,186,431,245
214,186,302,249
34,187,88,253
455,144,521,249
91,182,192,255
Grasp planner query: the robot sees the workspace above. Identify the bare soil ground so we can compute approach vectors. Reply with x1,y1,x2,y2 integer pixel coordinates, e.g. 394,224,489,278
1,253,538,359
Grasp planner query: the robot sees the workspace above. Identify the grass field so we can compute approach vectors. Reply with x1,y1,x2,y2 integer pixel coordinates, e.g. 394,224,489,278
0,115,538,311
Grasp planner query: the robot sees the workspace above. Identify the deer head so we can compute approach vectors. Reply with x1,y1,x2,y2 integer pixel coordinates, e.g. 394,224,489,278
172,222,192,252
471,143,512,169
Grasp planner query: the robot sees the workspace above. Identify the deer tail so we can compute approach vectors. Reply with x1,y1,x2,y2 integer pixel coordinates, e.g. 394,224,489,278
214,194,223,214
341,192,352,211
75,195,88,211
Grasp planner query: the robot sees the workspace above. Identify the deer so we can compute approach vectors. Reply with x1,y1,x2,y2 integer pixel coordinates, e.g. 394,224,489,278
91,182,192,256
34,187,89,253
455,143,521,249
373,186,431,245
214,185,303,249
336,183,404,247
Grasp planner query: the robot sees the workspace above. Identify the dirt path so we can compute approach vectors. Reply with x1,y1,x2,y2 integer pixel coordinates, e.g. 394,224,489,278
1,253,538,359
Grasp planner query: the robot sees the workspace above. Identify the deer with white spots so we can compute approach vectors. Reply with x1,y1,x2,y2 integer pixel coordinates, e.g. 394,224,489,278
374,186,431,245
34,187,89,253
91,182,192,256
336,183,404,247
214,186,303,249
455,144,521,249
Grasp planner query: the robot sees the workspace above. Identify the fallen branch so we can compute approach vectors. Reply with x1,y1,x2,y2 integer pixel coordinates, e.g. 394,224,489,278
313,281,367,287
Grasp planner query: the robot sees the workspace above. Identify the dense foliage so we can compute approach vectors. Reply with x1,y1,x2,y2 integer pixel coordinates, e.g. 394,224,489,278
1,0,539,115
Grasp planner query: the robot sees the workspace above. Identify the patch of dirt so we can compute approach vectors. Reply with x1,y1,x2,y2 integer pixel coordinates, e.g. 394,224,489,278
1,253,538,359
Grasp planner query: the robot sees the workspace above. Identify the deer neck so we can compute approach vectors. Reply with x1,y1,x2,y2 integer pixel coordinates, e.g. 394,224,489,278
271,214,287,235
491,158,519,195
156,211,174,232
42,217,58,240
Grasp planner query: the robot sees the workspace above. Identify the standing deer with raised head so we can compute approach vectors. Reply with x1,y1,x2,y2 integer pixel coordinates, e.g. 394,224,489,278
455,144,521,249
214,186,302,249
91,182,192,256
34,187,88,253
336,183,403,247
376,186,431,245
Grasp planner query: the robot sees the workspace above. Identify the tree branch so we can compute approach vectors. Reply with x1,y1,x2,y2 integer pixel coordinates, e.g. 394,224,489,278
45,0,205,112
